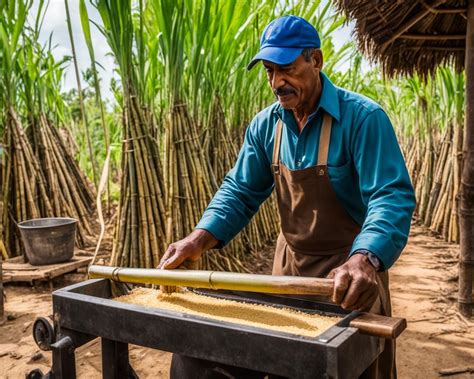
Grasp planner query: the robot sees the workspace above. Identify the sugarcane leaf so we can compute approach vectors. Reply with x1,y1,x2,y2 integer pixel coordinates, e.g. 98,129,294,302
79,0,95,61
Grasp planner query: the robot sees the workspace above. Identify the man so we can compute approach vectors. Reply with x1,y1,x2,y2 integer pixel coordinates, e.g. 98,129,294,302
159,15,416,379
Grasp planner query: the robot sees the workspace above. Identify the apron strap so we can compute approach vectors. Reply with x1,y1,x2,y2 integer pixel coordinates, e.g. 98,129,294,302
317,113,332,166
273,113,332,174
272,119,283,174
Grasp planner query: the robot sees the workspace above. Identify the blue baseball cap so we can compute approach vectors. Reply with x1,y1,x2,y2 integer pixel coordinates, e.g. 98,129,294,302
247,15,320,70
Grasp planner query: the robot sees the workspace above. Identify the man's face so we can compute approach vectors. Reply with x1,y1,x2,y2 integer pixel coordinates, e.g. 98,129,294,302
263,52,322,110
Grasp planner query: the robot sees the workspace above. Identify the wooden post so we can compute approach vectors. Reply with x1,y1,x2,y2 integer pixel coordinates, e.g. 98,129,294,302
459,0,474,317
0,256,4,323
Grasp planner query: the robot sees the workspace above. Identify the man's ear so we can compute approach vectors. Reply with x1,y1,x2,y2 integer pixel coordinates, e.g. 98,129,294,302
312,49,323,70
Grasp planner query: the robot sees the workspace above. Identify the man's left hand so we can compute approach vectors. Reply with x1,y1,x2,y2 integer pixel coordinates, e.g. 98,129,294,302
326,254,379,311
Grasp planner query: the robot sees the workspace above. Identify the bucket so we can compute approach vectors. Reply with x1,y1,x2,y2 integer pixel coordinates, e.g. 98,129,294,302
18,217,77,265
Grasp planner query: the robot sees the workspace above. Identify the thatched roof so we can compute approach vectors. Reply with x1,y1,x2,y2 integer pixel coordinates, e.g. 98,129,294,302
334,0,467,76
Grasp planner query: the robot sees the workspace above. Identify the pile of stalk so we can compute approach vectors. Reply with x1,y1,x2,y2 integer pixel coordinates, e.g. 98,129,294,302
163,102,249,271
0,1,95,257
93,0,168,269
204,100,280,254
3,109,95,255
395,70,464,243
110,93,167,268
356,68,465,243
404,123,463,242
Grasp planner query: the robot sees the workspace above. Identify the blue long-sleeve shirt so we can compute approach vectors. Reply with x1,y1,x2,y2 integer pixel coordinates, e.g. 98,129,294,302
196,72,416,269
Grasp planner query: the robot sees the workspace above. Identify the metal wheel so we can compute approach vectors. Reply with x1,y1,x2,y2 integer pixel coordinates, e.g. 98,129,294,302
33,317,55,351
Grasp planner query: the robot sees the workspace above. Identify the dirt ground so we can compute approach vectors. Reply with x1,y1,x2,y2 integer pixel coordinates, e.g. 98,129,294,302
0,225,473,379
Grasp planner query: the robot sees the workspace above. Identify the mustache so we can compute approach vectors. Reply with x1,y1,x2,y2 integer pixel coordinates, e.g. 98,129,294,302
274,86,296,96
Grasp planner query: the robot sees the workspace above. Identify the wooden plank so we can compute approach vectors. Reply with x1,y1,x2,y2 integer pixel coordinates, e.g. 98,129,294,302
2,256,92,283
6,256,24,264
44,258,92,280
4,261,63,271
4,260,76,271
2,273,12,283
4,257,91,280
3,264,41,271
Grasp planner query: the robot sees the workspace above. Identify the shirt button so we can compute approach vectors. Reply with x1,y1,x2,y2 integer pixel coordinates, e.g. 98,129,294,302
296,160,302,167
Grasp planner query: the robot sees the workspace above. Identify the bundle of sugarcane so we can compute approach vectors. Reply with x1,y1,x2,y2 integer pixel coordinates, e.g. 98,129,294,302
164,102,248,272
204,101,280,256
401,120,462,242
2,107,95,256
94,0,169,268
110,95,167,268
391,69,464,244
243,196,281,253
36,114,95,241
425,123,461,242
203,102,260,260
0,0,99,257
415,133,434,223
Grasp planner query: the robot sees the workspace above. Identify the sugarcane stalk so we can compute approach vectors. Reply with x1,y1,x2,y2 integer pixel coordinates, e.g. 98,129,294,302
64,0,97,188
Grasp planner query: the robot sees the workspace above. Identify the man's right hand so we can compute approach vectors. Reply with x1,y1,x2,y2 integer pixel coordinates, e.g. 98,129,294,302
158,229,219,270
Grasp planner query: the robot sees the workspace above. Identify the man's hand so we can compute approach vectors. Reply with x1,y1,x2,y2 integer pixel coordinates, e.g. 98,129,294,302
326,254,379,311
158,229,219,270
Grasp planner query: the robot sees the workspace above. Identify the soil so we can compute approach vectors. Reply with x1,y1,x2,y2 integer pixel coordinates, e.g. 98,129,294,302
1,224,473,379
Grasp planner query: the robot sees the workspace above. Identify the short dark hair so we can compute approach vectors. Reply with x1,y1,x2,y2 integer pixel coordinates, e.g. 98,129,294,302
302,48,316,62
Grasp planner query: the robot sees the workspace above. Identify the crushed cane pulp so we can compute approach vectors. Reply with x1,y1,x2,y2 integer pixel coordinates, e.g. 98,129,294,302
115,288,340,337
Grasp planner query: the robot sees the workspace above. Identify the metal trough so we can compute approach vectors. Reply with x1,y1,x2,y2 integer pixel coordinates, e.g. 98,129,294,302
28,279,384,379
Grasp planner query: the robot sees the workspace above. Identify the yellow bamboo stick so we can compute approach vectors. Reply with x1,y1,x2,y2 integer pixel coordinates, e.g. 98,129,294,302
88,265,334,297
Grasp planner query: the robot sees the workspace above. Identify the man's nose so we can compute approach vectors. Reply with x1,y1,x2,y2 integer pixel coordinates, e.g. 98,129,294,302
271,71,285,90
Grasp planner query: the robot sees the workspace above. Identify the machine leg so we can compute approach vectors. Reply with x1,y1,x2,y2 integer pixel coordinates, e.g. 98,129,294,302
51,336,76,378
101,338,137,379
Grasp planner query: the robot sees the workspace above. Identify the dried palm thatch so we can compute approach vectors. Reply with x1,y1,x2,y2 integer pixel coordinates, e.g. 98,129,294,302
334,0,467,77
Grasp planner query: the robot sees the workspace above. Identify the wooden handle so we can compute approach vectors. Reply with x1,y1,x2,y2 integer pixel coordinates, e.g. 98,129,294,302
349,312,407,339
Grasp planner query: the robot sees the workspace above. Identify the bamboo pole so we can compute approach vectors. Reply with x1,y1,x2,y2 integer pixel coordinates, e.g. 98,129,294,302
0,256,4,323
458,0,474,318
450,119,463,243
88,265,335,297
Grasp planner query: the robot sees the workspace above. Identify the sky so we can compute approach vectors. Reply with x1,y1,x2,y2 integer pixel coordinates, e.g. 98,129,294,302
31,1,358,103
31,0,116,101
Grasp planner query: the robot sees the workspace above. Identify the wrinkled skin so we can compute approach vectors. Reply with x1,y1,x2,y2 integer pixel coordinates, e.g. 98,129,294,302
158,51,379,311
263,51,322,130
158,229,218,270
327,254,379,311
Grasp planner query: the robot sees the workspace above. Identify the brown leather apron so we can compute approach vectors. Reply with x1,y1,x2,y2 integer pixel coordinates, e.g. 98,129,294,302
271,113,396,379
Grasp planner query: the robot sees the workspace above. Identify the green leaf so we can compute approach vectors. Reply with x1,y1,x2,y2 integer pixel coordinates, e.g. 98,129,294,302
79,0,95,62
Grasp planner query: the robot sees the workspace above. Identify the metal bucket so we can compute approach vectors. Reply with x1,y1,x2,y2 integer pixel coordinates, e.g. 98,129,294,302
18,218,77,265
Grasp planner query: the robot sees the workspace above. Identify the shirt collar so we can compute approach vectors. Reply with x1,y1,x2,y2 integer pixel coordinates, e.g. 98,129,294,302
318,72,340,122
273,71,340,123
